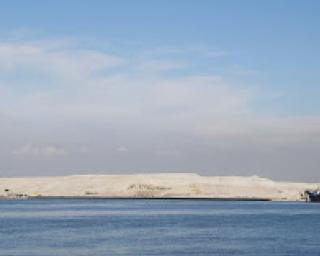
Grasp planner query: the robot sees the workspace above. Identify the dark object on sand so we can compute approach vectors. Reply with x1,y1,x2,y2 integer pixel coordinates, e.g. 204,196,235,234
305,190,320,202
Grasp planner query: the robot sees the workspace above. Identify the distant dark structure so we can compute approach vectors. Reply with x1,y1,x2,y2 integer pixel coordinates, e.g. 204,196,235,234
305,190,320,202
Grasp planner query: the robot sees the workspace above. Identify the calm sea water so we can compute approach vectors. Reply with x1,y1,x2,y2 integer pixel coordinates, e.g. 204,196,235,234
0,199,319,256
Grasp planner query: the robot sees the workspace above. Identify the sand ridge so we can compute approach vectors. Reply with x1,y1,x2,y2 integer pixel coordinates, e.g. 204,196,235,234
0,173,318,201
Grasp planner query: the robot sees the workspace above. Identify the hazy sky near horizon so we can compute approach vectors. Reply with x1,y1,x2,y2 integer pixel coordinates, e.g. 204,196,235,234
0,0,319,181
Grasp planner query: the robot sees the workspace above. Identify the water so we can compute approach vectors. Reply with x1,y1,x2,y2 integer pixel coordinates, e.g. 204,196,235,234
0,199,319,256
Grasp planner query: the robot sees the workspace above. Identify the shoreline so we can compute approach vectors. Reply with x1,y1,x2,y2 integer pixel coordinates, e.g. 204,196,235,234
0,196,272,201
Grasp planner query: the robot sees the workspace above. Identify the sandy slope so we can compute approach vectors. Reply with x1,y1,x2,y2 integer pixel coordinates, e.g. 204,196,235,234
0,173,318,201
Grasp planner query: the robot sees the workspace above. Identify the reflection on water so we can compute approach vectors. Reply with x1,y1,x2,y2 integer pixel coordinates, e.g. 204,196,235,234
0,199,319,255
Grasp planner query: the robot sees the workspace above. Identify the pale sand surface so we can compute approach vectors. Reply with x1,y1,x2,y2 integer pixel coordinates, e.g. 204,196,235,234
0,173,319,201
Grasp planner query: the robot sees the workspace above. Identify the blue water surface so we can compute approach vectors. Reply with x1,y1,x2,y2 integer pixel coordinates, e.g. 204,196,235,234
0,199,319,256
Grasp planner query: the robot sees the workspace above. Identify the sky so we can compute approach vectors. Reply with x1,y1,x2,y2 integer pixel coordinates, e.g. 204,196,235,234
0,0,319,181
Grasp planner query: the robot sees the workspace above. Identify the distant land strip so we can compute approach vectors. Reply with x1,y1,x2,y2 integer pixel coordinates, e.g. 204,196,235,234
0,173,318,201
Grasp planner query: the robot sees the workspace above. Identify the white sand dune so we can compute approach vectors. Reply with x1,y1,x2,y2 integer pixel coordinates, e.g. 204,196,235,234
0,173,318,201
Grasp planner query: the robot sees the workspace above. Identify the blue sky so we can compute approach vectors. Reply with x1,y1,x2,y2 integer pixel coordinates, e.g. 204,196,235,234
0,1,319,180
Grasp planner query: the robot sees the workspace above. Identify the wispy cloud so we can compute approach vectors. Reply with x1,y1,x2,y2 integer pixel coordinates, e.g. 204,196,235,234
0,40,123,80
0,37,318,141
13,144,67,157
0,38,252,125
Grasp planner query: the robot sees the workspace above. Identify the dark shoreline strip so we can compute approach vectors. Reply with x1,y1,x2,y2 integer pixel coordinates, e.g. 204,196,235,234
1,196,271,201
